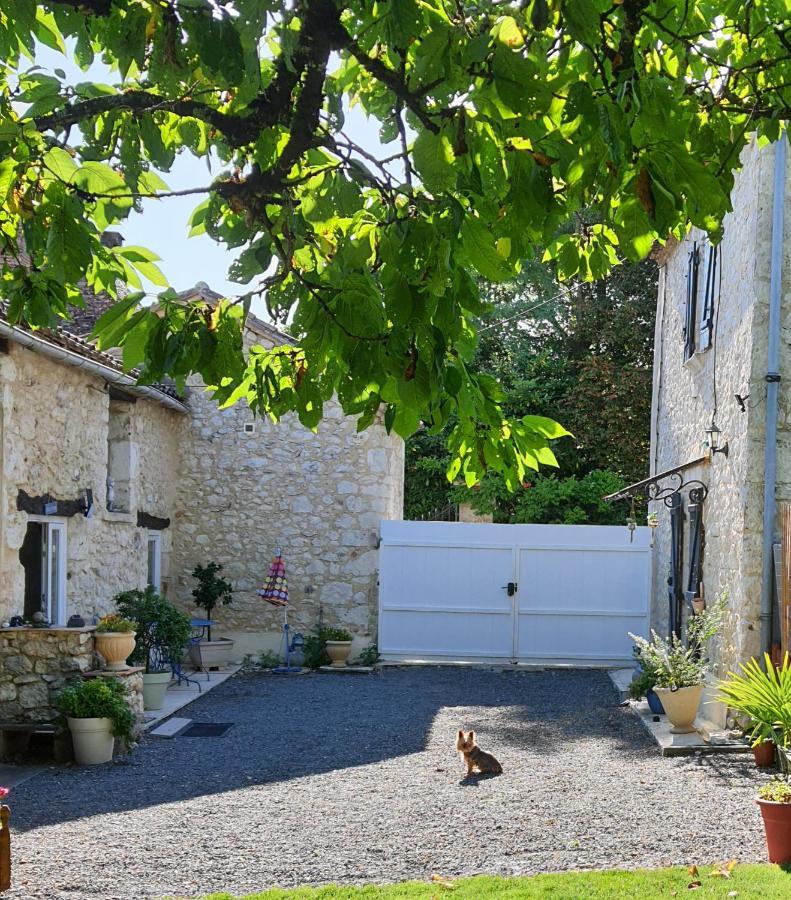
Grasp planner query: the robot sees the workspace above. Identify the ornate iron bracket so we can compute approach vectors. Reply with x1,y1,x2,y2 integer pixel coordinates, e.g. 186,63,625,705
603,456,709,507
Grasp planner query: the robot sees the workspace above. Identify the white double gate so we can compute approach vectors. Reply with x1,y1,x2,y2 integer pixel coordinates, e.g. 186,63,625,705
378,520,651,666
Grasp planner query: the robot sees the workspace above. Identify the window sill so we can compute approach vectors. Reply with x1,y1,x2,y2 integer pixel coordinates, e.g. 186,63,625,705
104,510,135,524
683,347,710,375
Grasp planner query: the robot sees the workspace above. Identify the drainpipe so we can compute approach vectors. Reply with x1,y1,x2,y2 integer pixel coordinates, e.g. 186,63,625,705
0,320,188,414
760,134,787,654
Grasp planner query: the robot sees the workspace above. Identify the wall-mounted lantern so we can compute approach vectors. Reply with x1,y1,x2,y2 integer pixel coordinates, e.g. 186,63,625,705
705,422,729,457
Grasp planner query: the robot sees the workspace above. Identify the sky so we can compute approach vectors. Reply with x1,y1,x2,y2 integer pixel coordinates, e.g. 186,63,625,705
33,44,386,321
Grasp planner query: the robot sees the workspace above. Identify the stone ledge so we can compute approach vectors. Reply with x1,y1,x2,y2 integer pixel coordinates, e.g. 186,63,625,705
0,626,96,633
83,667,144,678
318,665,374,674
628,699,751,757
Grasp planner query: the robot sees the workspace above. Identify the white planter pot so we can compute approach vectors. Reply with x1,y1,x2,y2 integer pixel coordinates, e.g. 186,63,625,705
67,716,115,765
653,684,705,734
190,638,235,670
94,631,136,671
142,671,172,710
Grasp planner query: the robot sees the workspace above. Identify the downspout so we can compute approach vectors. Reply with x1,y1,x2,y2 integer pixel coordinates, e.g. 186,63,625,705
760,134,787,654
0,321,188,414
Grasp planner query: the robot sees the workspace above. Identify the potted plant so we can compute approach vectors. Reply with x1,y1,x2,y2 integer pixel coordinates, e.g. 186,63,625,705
115,587,192,710
93,614,137,672
629,666,665,715
323,626,353,668
190,562,235,669
757,778,791,863
716,652,791,769
55,677,134,765
629,597,725,734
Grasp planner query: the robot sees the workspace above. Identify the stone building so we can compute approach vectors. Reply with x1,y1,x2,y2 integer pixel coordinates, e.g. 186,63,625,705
632,137,790,726
0,280,403,721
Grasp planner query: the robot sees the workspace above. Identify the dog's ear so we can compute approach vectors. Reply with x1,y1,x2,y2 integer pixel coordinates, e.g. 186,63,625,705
457,729,464,739
468,730,475,743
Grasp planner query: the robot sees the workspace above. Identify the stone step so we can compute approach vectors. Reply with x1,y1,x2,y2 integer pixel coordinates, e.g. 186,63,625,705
149,717,192,739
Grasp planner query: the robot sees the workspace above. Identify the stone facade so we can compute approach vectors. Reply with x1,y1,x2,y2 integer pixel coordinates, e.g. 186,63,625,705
0,341,181,622
650,139,791,722
169,318,404,658
0,298,404,721
0,627,94,723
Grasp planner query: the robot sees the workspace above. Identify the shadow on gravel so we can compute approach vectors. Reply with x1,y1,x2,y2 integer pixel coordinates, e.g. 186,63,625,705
12,667,645,832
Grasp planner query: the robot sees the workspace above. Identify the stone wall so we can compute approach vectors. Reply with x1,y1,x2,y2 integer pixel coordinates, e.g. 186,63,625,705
0,342,183,624
0,626,94,723
650,139,790,718
170,320,405,659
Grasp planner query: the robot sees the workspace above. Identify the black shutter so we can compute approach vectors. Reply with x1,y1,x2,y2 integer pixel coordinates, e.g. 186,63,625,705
684,243,699,360
699,244,718,351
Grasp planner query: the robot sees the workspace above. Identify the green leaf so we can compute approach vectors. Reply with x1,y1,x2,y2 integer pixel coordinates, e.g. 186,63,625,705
412,130,456,194
461,216,512,282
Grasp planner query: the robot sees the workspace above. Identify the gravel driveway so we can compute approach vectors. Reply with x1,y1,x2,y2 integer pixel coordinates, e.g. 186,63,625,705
7,667,767,899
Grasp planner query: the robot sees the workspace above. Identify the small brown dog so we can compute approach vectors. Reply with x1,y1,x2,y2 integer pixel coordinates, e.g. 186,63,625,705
456,729,503,776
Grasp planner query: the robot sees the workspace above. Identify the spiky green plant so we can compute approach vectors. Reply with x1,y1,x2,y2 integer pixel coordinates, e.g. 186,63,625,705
716,653,791,749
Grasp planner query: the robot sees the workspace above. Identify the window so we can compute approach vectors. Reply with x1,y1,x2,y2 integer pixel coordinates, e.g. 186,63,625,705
684,238,719,360
147,531,162,590
20,518,67,625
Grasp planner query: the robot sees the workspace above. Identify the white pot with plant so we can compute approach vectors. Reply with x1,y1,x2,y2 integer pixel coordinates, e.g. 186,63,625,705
93,614,137,672
115,587,193,710
189,562,235,670
56,677,134,765
630,596,726,734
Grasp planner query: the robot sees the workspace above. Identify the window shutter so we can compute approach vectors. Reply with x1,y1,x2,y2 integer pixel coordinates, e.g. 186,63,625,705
684,244,699,360
699,244,718,351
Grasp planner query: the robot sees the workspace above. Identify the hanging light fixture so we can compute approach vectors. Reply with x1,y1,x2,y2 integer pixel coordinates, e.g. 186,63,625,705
705,422,729,457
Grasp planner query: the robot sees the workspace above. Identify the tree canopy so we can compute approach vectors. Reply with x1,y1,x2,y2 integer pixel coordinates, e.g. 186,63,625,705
0,0,788,487
405,257,657,522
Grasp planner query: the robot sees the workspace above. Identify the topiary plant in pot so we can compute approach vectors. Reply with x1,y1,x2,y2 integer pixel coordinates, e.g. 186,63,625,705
93,614,137,672
56,677,134,765
190,562,235,669
114,587,192,710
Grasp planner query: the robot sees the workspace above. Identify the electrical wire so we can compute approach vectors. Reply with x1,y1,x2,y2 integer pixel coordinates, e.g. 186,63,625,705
477,282,579,333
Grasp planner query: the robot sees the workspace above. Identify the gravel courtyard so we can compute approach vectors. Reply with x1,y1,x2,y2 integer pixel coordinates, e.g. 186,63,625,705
7,667,768,899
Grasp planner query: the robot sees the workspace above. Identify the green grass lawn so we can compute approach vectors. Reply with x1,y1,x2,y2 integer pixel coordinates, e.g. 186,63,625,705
201,863,791,899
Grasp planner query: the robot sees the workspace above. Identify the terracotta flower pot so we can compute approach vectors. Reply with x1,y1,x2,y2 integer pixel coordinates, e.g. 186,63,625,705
753,741,776,768
757,799,791,863
325,640,352,668
653,684,704,734
94,631,136,671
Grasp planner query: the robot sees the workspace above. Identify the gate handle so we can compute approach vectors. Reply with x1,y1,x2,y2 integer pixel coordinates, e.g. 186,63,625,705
501,582,518,597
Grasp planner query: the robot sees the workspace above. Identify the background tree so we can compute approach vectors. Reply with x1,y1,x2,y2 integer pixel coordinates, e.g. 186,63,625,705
0,1,788,487
405,257,657,522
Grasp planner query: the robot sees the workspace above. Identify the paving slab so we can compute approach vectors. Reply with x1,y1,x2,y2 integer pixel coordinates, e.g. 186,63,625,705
141,664,241,731
148,717,192,739
318,665,374,674
629,698,750,756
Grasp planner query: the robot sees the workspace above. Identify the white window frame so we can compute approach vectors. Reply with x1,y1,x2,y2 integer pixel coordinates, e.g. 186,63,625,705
28,516,68,626
147,530,162,590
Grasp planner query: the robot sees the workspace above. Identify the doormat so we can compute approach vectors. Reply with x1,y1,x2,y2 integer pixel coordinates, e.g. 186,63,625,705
180,723,233,738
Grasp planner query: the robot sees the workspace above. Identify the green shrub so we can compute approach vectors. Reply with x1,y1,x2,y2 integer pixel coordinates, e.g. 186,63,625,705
716,652,791,749
356,644,380,667
56,677,134,744
95,614,136,633
758,778,791,803
258,650,281,668
114,586,192,674
303,626,353,668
